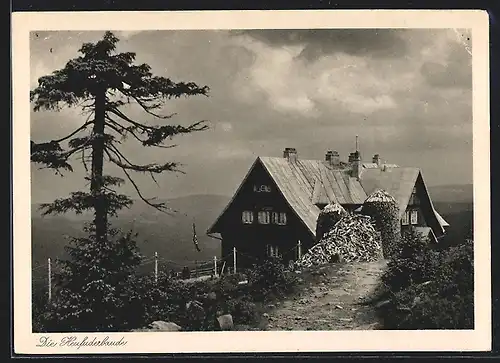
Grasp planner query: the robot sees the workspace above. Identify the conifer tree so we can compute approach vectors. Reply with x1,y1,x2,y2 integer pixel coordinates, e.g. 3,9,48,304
30,31,209,331
31,31,209,242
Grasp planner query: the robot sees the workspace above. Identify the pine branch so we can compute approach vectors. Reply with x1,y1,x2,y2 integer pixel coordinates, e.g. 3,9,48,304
103,148,175,215
105,116,143,143
106,142,184,174
51,120,94,144
39,190,133,217
119,165,175,215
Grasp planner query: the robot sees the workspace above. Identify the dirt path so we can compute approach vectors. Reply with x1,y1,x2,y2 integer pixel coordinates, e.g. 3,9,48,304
262,260,388,331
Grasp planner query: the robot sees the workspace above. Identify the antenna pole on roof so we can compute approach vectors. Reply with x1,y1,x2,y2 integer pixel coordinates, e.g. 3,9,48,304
355,135,359,152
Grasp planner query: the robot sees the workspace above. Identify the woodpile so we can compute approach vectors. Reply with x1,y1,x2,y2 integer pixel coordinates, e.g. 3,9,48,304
295,214,382,268
315,202,348,243
361,189,401,259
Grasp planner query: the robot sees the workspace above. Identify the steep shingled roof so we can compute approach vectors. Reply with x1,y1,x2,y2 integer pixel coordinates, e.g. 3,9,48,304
207,156,449,238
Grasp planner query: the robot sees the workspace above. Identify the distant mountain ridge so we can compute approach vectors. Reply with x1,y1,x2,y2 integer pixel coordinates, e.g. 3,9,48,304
427,184,473,204
31,194,231,275
31,185,473,276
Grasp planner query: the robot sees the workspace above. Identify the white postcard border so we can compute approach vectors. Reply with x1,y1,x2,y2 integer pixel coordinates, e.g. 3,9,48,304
12,10,491,354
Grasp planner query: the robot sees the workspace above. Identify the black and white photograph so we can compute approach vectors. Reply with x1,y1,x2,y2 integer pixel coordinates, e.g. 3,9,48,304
13,10,490,354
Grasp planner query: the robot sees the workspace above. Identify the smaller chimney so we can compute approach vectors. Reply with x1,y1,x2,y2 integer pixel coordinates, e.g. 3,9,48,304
372,154,381,166
325,150,340,167
283,147,298,163
349,150,362,179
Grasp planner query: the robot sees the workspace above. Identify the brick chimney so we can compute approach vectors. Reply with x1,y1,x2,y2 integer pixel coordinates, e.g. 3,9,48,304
325,150,340,167
372,154,381,166
349,150,362,179
283,147,298,162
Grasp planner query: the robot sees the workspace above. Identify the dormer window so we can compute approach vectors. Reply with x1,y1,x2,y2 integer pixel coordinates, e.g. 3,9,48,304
254,184,272,193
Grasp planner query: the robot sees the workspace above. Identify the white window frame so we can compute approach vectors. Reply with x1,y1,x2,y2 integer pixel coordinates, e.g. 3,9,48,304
271,212,287,225
242,211,254,224
258,210,271,224
410,210,418,225
402,211,410,225
278,212,287,225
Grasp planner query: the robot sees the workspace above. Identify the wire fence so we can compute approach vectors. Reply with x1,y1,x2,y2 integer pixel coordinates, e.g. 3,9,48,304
32,240,305,302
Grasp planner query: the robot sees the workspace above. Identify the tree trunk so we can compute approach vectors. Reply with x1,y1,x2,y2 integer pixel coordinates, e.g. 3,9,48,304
91,87,108,243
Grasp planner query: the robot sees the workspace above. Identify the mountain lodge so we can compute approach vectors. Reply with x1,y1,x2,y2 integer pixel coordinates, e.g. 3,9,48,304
207,147,449,268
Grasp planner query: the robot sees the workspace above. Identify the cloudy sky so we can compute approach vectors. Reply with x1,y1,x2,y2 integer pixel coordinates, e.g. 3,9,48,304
30,29,472,204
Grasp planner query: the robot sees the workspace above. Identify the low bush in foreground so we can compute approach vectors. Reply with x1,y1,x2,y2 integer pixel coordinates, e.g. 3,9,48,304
376,228,474,330
33,254,299,332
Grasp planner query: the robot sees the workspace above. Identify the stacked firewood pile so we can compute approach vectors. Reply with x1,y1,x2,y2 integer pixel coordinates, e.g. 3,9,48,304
315,202,348,243
295,214,382,268
361,189,401,259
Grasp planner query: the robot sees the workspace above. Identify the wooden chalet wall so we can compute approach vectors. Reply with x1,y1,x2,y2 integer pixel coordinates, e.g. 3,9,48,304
218,160,315,269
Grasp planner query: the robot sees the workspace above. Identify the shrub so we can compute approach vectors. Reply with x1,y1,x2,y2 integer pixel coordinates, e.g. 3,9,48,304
381,228,441,293
377,231,474,330
39,225,142,332
246,257,299,302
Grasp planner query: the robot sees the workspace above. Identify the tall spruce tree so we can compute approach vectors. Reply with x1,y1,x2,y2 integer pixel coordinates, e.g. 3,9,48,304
30,32,209,331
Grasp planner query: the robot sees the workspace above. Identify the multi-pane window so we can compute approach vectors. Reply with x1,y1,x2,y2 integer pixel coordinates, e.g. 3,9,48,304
254,184,272,192
242,211,254,224
266,244,281,258
272,212,287,225
402,210,419,226
410,210,418,225
258,211,271,224
402,211,410,225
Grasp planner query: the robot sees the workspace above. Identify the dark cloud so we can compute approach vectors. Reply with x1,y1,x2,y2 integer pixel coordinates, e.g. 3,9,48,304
29,29,474,203
233,29,410,61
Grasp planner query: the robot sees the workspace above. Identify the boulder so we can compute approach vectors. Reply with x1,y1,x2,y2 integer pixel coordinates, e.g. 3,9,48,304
148,321,182,332
217,314,234,331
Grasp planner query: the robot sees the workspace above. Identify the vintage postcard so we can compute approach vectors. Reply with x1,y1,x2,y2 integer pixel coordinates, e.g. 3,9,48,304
12,10,490,354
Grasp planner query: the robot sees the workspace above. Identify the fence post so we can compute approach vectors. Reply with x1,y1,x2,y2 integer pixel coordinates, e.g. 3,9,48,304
298,240,302,260
154,252,158,284
214,256,218,277
221,261,226,276
47,257,52,303
233,247,237,274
